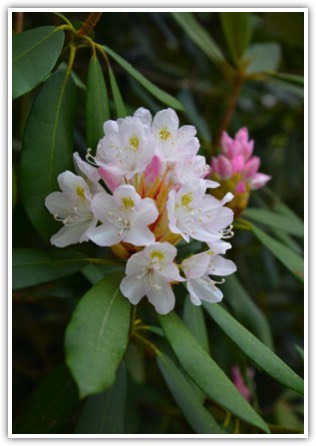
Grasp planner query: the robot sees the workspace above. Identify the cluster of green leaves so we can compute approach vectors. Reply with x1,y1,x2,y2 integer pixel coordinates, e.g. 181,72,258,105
12,11,304,435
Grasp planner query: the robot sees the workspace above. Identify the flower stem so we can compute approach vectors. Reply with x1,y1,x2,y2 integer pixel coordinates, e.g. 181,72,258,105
214,70,244,149
78,12,103,36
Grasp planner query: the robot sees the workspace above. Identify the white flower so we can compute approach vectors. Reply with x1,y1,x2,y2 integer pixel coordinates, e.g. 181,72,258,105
73,152,103,194
95,115,154,180
167,180,234,242
151,108,199,163
181,242,236,305
87,185,158,247
171,155,218,187
45,171,97,247
120,242,184,314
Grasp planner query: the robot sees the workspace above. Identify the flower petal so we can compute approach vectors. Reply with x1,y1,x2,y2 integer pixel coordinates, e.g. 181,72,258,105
208,255,237,276
120,275,146,305
90,192,114,222
87,222,121,246
50,220,93,247
182,252,210,279
146,279,175,315
187,276,223,305
45,192,71,219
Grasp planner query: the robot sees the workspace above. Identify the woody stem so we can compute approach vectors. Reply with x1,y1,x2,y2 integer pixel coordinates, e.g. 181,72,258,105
78,12,103,36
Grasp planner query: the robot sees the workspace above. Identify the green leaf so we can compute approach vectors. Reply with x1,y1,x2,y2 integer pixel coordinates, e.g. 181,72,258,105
252,224,304,280
243,208,304,238
12,163,17,209
13,26,64,99
178,89,212,143
265,77,304,98
75,363,126,433
158,312,270,433
81,263,125,285
183,296,209,353
108,65,127,118
222,275,274,349
171,12,227,69
220,12,251,64
157,352,225,434
20,69,76,241
65,273,131,398
12,248,89,290
245,43,281,74
86,54,110,150
13,364,78,434
265,71,304,85
104,45,184,111
295,345,304,362
203,303,304,395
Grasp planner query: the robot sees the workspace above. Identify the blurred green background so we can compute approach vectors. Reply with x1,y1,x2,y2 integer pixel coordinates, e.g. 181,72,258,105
12,11,304,434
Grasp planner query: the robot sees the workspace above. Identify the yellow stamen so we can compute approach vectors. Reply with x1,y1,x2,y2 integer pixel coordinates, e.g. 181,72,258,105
150,250,165,260
122,196,135,209
181,192,193,207
76,185,86,200
159,127,171,141
129,136,140,150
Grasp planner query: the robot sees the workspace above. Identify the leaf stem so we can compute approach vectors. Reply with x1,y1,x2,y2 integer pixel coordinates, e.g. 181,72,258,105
66,43,77,75
132,331,161,356
78,12,103,36
14,12,24,34
234,218,253,231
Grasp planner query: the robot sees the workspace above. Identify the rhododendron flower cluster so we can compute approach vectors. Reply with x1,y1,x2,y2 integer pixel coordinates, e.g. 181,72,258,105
210,128,271,215
45,108,237,314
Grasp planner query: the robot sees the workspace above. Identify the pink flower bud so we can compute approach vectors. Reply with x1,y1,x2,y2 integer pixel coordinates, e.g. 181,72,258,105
235,127,249,144
98,166,124,193
231,154,245,173
220,131,233,156
231,365,253,402
242,139,254,160
210,157,219,173
218,155,233,178
235,180,246,194
244,156,260,177
144,155,162,183
250,173,271,190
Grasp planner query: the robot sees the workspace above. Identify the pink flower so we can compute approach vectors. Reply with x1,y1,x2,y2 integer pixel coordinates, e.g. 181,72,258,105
231,365,255,402
210,128,271,192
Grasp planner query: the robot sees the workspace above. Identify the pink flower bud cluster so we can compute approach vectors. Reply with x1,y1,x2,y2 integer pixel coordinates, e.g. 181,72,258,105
210,127,271,193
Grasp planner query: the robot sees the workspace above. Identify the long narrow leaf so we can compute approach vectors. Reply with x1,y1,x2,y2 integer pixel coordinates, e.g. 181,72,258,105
86,54,110,150
158,312,270,433
220,12,251,64
157,352,225,434
222,275,274,349
252,224,304,280
13,248,88,290
13,26,64,99
20,69,76,241
104,45,184,111
108,65,127,118
243,208,304,237
65,273,131,398
171,12,227,69
183,296,209,353
203,303,304,395
75,363,126,434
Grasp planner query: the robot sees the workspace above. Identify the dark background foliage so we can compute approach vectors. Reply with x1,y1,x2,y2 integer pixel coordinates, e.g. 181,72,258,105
12,11,304,434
